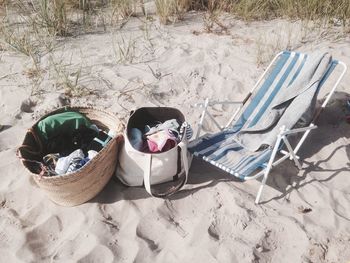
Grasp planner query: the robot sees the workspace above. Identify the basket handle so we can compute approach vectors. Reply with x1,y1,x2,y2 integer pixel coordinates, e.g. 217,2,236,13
143,141,189,197
17,128,44,157
17,128,47,176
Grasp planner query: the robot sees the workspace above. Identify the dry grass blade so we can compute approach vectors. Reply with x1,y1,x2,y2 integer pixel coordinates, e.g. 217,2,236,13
50,55,86,96
0,26,34,56
27,0,68,36
0,0,7,7
111,0,136,19
155,0,176,24
226,0,350,24
2,0,348,41
0,23,41,70
112,32,137,64
155,0,193,24
203,12,228,35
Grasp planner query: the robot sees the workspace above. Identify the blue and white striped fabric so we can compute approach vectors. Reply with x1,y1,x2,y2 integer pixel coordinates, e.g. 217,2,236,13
189,51,337,179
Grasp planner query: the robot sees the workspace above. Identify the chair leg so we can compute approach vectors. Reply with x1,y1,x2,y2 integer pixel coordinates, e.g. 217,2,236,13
255,168,271,204
255,127,284,204
195,98,209,139
282,136,302,170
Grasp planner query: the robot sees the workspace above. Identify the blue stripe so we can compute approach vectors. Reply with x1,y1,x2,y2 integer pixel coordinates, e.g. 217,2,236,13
233,52,291,131
233,154,256,172
188,132,226,154
247,53,300,128
188,128,239,155
319,60,337,88
207,141,242,161
288,55,307,86
203,147,272,179
222,152,247,170
243,149,271,175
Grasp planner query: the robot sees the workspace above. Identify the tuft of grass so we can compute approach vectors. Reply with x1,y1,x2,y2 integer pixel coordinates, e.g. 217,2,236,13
154,0,193,24
202,11,228,34
225,0,350,24
112,32,137,64
0,25,35,56
111,0,136,19
50,56,85,96
0,23,43,72
174,0,192,21
0,0,8,9
28,0,68,36
155,0,176,25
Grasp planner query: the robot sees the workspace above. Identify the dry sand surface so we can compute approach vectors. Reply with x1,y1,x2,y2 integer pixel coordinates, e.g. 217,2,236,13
0,13,350,263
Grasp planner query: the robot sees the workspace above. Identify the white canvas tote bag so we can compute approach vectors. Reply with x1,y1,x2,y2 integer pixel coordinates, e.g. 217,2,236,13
115,107,190,197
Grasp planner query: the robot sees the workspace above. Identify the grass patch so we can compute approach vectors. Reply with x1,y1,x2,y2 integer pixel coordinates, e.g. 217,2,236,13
111,0,138,19
222,0,350,24
112,32,137,64
155,0,193,24
2,0,349,36
34,0,68,36
49,54,87,96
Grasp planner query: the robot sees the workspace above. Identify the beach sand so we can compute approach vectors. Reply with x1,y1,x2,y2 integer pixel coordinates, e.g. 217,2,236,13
0,13,350,262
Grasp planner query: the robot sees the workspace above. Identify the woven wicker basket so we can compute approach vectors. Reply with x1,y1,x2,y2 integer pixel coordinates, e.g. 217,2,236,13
18,106,123,206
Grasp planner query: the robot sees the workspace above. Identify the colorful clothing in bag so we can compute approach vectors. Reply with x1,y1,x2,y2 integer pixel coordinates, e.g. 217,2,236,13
145,119,180,136
146,129,179,153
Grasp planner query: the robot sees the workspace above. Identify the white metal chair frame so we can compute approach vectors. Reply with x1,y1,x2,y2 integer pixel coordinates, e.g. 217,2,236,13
193,52,347,204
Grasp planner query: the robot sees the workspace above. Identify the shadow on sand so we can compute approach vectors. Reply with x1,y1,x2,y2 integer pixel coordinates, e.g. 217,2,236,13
260,91,350,204
91,92,350,204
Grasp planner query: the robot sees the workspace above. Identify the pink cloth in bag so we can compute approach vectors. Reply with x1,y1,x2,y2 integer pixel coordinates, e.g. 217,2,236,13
146,129,178,153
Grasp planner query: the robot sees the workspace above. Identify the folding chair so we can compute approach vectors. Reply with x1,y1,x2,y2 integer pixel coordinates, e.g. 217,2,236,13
189,51,347,204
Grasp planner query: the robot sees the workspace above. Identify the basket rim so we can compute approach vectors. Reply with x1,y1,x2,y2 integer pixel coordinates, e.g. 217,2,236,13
19,106,124,181
35,106,122,124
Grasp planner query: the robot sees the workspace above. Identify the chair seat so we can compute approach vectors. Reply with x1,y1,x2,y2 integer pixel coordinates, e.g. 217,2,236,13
189,129,272,179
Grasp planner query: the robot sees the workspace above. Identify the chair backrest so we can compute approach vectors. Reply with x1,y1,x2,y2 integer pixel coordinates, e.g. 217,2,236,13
231,51,338,132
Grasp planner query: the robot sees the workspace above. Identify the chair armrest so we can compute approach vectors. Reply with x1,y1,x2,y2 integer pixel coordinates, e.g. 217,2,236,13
280,124,317,136
193,98,244,139
194,100,243,108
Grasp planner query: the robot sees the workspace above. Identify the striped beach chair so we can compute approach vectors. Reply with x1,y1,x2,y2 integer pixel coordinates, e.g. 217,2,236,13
189,51,347,204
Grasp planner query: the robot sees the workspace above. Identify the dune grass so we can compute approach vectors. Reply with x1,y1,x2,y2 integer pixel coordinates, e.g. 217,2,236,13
112,32,137,64
225,0,350,24
1,1,348,60
0,0,348,96
32,0,68,36
1,0,349,31
152,0,350,25
111,0,138,19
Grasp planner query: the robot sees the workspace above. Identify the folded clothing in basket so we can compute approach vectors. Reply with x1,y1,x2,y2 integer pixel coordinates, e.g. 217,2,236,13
42,148,101,176
35,111,96,156
36,111,92,143
33,110,115,176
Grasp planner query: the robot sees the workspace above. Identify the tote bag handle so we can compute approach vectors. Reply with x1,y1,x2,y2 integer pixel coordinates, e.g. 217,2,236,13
143,141,189,197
